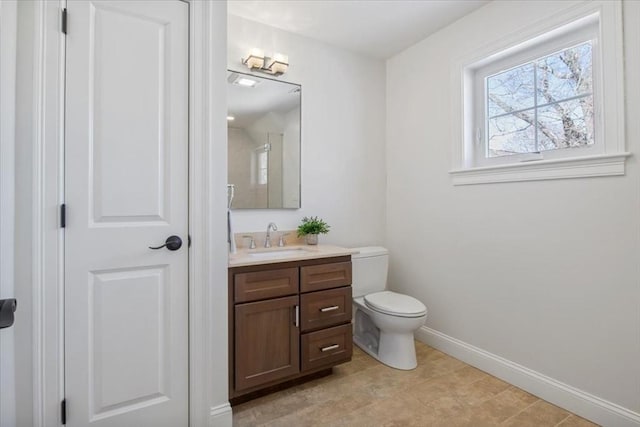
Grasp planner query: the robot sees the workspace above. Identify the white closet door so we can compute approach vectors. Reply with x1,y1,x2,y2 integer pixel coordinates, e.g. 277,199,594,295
64,1,189,426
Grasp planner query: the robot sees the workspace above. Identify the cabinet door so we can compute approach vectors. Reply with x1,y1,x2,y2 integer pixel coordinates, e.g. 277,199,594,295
235,295,300,391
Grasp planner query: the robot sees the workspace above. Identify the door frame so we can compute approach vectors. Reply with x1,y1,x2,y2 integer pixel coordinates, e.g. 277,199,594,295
0,1,18,426
30,1,230,426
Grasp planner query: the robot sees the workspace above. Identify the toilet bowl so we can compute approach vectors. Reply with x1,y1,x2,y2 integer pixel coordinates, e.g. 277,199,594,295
351,247,428,370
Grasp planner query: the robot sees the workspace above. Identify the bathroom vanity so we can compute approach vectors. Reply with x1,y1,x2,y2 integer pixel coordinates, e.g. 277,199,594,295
228,246,354,402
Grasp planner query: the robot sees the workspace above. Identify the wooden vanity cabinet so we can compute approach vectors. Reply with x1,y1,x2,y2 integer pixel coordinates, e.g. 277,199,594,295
229,256,352,401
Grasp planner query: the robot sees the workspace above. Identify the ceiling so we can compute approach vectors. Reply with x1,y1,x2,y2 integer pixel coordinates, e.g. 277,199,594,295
227,0,490,60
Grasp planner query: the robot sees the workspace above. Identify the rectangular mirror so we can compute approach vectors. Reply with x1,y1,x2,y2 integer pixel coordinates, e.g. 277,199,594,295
227,70,301,209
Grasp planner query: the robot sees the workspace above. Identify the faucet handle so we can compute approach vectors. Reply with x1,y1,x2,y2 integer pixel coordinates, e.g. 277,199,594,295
242,235,256,249
278,233,290,247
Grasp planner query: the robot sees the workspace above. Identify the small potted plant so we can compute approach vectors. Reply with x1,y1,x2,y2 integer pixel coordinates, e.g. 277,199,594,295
297,216,330,245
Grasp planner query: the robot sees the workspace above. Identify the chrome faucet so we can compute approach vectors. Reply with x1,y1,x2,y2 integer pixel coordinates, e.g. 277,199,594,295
264,222,278,248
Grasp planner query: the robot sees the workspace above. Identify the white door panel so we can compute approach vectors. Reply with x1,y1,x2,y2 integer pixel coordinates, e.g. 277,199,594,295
65,1,189,426
89,266,170,418
90,2,173,224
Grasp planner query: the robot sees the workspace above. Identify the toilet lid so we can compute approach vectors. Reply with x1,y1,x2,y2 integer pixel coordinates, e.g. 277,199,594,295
364,291,427,317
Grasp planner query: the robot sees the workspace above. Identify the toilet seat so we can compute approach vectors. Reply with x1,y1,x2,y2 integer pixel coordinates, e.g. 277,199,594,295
364,291,427,318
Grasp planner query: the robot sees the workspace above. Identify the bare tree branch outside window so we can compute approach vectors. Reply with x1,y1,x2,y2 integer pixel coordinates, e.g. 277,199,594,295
486,42,594,157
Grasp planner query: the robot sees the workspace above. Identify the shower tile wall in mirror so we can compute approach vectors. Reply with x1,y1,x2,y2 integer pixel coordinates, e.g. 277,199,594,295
227,71,301,209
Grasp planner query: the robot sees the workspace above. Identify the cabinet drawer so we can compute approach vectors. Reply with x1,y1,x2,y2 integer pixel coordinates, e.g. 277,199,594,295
234,268,299,303
301,324,352,372
300,262,352,293
301,287,352,332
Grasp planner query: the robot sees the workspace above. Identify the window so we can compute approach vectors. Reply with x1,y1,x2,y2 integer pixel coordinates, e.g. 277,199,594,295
486,42,594,158
257,145,269,185
451,2,628,185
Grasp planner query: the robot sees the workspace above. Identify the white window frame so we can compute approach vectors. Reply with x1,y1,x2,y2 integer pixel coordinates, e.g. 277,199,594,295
450,1,629,185
476,26,599,166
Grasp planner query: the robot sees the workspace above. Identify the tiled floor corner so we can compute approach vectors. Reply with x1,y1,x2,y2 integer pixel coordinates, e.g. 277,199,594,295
232,341,599,427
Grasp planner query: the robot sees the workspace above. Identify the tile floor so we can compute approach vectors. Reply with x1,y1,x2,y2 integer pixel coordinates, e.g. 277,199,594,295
232,341,599,427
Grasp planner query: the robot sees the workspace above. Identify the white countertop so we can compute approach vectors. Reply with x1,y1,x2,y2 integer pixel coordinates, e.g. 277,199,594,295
228,244,357,268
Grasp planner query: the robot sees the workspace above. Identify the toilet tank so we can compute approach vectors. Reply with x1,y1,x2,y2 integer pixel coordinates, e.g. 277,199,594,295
351,247,389,298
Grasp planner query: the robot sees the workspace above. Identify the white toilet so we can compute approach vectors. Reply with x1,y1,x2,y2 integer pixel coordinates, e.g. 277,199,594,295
351,247,427,370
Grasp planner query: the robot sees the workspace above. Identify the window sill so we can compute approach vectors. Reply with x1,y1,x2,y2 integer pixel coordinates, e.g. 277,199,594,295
449,152,631,186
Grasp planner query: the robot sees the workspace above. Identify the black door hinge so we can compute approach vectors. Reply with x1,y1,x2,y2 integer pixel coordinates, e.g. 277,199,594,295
61,8,67,34
61,399,67,424
60,204,66,228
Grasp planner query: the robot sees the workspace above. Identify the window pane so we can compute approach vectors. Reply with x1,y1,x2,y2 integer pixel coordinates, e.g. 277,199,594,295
536,42,592,105
537,96,594,151
258,151,268,185
487,63,535,117
488,112,537,157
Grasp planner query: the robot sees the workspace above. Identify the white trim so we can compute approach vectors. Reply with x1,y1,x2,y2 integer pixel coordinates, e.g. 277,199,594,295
189,3,209,425
451,0,626,183
35,1,230,426
416,326,640,427
188,1,230,426
210,403,233,424
33,1,65,425
450,152,631,185
0,1,18,426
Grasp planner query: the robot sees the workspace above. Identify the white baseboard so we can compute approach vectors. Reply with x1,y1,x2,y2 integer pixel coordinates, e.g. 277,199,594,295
209,402,232,427
415,326,640,427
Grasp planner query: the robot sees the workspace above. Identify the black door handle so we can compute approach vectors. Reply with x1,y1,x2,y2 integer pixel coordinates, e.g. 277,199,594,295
0,299,17,330
149,235,183,251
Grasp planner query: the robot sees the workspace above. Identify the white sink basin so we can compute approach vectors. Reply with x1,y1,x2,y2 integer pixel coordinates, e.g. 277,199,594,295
248,247,310,259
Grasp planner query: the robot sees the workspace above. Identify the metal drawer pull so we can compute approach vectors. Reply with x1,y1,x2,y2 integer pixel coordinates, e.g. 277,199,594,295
320,305,339,312
320,344,339,352
294,305,299,328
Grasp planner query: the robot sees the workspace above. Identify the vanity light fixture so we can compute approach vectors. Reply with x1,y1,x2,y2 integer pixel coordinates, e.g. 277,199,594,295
242,49,289,76
227,116,235,121
243,48,265,69
268,53,289,75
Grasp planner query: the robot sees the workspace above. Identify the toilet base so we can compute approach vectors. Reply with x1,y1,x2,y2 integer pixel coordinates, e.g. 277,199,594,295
352,299,423,370
353,330,418,370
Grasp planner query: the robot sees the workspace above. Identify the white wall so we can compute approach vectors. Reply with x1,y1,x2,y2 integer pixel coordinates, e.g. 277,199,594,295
227,15,387,247
386,0,640,421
